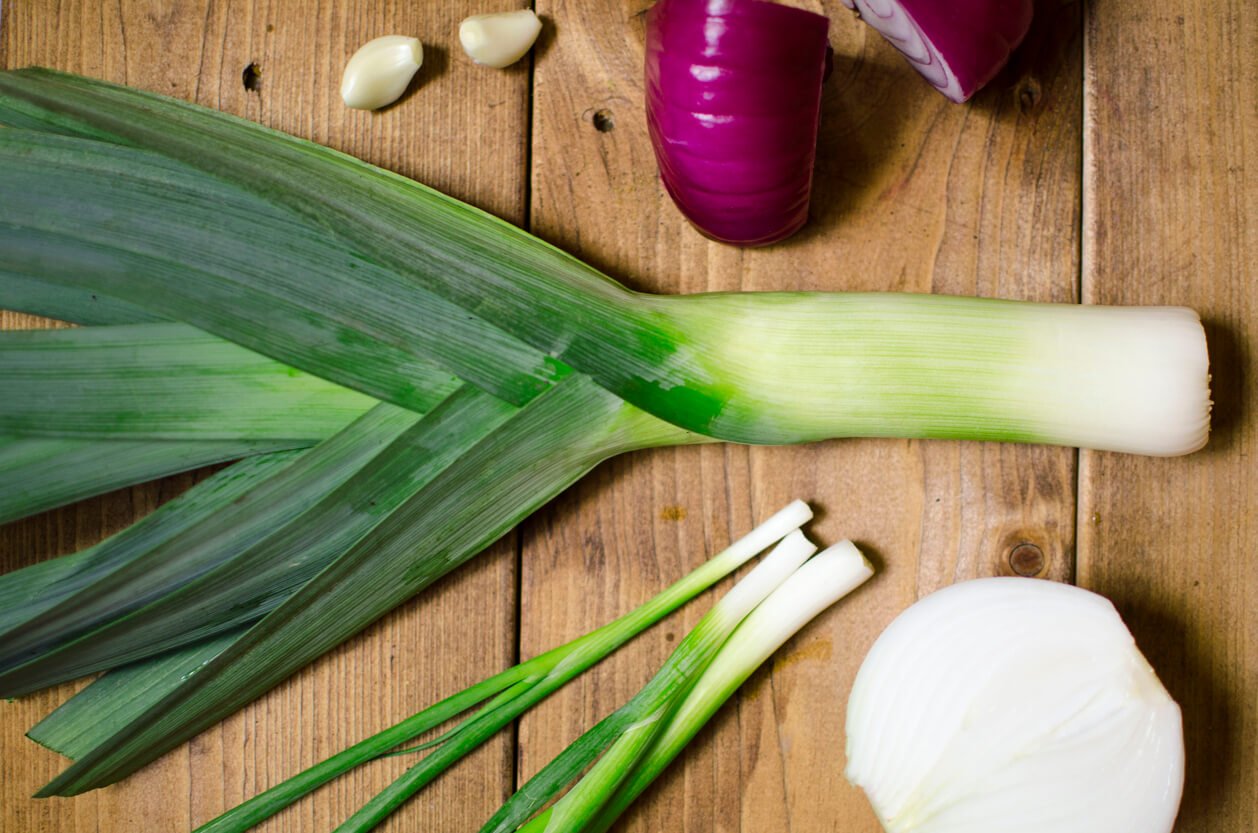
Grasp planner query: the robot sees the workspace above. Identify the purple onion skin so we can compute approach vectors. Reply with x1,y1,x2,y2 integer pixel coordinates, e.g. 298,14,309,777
841,0,1033,102
645,0,830,247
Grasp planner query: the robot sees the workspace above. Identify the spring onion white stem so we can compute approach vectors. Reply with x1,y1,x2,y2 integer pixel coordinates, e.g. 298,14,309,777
490,530,817,833
513,530,818,833
586,541,875,833
845,578,1184,833
195,502,811,833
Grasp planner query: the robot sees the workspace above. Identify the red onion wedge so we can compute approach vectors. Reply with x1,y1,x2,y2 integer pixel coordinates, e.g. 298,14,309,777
841,0,1033,102
645,0,830,247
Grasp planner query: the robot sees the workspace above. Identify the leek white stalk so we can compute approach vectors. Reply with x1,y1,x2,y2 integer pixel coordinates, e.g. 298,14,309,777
340,35,424,110
659,293,1211,455
845,578,1184,833
586,542,874,833
459,10,543,68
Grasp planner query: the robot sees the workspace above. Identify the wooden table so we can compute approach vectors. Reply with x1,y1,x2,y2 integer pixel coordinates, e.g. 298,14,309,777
1,1,1253,831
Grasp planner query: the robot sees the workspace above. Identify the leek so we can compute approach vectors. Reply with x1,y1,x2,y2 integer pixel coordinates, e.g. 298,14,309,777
0,68,1211,797
27,630,244,760
0,402,423,692
0,452,300,638
0,271,163,325
0,69,1210,454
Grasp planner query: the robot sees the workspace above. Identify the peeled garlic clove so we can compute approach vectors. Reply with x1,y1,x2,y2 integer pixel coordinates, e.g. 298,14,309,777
845,577,1184,833
341,35,424,111
459,10,542,69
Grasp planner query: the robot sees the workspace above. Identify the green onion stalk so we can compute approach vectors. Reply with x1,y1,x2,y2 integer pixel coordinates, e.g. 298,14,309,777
585,541,874,832
193,502,813,833
345,529,818,833
497,542,873,833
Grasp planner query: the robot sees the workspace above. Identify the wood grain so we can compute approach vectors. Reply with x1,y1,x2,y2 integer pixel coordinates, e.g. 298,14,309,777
4,0,1252,832
0,1,528,831
1079,1,1257,831
519,1,1081,831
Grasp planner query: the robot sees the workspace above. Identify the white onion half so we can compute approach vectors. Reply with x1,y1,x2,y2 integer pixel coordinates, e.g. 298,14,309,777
845,578,1184,833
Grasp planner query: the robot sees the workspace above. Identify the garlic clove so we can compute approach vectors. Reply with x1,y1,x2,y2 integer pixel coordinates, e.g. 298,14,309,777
341,35,424,111
458,10,543,69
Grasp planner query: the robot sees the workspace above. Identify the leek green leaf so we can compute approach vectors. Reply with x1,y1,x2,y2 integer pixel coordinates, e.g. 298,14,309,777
0,272,163,325
0,403,422,693
0,126,561,410
0,435,296,525
0,451,300,639
0,70,727,435
0,323,379,441
37,377,693,796
27,630,243,760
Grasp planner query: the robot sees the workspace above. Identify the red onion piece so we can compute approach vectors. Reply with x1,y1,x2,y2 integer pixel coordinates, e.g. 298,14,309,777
645,0,830,247
841,0,1033,102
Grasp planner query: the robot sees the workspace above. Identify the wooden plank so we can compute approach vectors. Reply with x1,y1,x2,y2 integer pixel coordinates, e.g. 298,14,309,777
1080,2,1257,832
0,2,528,831
520,1,1081,831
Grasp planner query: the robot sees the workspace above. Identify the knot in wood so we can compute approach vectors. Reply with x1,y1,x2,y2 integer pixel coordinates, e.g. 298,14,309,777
1007,542,1046,577
592,109,615,132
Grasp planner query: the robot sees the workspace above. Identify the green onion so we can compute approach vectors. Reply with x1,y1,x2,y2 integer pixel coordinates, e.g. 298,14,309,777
492,541,873,833
345,528,818,833
192,501,812,833
586,541,874,832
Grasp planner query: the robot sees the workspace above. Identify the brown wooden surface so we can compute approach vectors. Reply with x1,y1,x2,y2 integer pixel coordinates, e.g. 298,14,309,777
0,1,1252,832
518,2,1081,832
0,2,526,832
1078,2,1257,832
